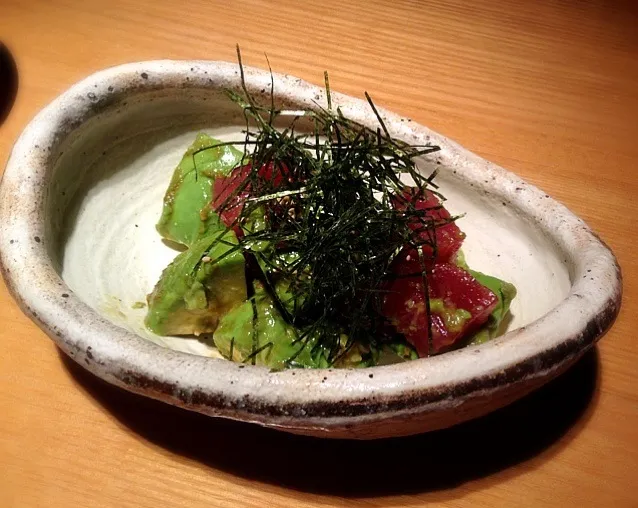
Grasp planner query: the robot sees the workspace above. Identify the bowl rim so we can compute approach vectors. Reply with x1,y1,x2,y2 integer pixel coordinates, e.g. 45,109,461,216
0,60,622,429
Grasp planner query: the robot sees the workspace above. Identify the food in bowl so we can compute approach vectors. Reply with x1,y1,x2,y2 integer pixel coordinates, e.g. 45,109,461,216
144,67,516,369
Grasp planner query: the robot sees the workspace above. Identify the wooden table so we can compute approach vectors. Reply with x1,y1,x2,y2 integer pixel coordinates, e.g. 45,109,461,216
1,0,637,506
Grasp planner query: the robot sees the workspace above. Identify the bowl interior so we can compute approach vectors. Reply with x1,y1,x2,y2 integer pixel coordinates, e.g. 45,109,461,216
51,88,571,357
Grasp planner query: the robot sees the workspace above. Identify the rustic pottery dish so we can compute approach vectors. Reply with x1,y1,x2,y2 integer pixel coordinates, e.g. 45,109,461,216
0,61,622,439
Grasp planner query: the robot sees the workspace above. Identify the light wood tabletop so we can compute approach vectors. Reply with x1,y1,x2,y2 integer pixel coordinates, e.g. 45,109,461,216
1,0,637,506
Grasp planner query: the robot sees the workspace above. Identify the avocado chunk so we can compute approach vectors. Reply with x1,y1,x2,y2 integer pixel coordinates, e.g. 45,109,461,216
214,280,417,369
467,269,517,345
374,341,419,366
452,249,516,345
214,283,330,370
157,133,243,247
145,231,247,336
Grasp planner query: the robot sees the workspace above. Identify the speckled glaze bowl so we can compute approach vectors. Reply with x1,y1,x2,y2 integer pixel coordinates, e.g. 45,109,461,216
0,61,622,439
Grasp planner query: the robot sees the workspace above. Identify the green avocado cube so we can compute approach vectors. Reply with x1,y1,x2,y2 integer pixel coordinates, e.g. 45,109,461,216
157,133,243,247
468,269,517,344
214,283,329,370
145,231,247,336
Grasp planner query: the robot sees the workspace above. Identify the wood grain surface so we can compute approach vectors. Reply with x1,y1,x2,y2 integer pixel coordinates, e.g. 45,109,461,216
1,0,637,506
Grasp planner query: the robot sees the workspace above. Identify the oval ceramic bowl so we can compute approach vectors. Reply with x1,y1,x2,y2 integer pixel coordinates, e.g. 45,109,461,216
0,61,622,439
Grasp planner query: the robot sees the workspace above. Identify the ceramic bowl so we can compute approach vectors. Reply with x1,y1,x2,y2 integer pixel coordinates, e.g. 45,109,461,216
0,61,622,439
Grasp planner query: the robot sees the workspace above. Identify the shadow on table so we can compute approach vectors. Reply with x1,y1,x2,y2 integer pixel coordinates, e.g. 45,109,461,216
60,348,600,498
